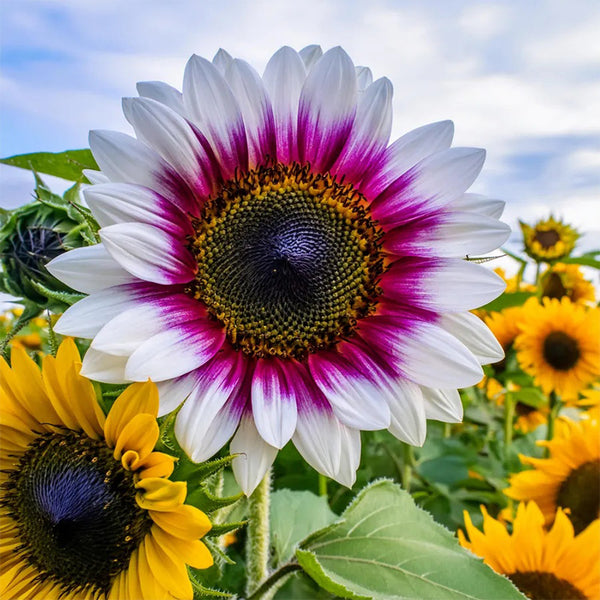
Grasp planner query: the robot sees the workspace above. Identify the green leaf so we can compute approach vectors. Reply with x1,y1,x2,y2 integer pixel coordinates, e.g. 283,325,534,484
271,489,337,567
480,291,534,312
1,149,98,182
296,480,525,600
511,387,548,409
560,253,600,269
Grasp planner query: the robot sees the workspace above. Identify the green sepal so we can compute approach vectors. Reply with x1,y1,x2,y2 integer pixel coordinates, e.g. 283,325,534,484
189,568,234,599
173,454,238,483
204,520,247,539
186,483,244,515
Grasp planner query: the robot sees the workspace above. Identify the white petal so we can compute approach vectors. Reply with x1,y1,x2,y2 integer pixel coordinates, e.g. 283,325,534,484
84,182,188,234
80,347,129,384
363,120,454,197
136,81,185,115
212,48,233,74
262,46,306,163
293,409,360,488
83,169,110,184
440,312,505,365
402,322,484,389
385,379,427,446
89,130,166,188
453,193,506,219
299,44,323,70
176,384,244,462
156,372,198,417
183,54,248,179
91,304,165,356
231,414,278,496
308,352,391,430
224,59,276,167
355,66,373,90
373,147,486,225
422,259,506,312
298,46,357,171
332,77,393,180
420,387,463,423
54,285,148,338
46,244,135,293
251,360,298,449
427,212,511,257
100,222,195,285
124,323,224,382
122,97,214,197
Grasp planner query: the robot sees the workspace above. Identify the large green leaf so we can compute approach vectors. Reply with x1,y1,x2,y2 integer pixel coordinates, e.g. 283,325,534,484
271,489,337,567
1,149,98,182
560,251,600,269
296,480,525,600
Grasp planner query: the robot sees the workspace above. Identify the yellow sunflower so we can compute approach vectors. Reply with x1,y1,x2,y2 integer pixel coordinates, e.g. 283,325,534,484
0,339,213,600
505,416,600,534
493,267,537,294
520,216,579,262
541,263,596,305
515,298,600,401
459,502,599,600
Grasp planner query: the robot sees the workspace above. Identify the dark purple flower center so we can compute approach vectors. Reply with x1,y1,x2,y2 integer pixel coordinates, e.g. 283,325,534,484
186,162,384,360
556,459,600,534
1,429,151,597
508,571,587,599
542,331,580,371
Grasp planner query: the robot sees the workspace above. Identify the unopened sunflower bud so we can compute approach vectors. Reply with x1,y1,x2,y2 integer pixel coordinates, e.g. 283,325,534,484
0,175,98,312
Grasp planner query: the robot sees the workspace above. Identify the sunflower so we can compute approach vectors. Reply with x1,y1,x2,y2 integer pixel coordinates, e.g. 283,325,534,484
505,416,599,534
458,502,599,600
0,339,213,599
520,216,579,262
515,298,600,401
540,263,596,305
47,45,509,494
493,267,536,294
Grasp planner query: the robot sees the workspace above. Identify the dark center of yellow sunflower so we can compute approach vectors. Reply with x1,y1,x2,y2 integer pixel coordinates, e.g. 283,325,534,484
515,402,537,417
508,571,587,600
542,331,580,371
1,429,152,596
186,163,384,360
556,459,600,534
533,228,560,249
542,272,567,300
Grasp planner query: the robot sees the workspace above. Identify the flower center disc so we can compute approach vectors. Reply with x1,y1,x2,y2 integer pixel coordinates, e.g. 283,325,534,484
542,331,580,370
187,163,385,360
533,228,560,249
556,459,600,534
2,430,151,595
508,571,587,600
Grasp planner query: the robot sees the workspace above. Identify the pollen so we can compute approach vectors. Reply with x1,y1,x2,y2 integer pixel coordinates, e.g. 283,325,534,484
186,162,385,360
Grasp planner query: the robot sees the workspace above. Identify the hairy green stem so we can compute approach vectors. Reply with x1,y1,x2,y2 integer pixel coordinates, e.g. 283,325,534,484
46,310,58,356
246,470,272,596
401,443,414,492
318,473,328,497
0,311,35,358
503,391,515,461
246,563,302,600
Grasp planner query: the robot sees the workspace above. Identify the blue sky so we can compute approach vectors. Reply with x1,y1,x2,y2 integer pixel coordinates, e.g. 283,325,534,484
1,0,599,255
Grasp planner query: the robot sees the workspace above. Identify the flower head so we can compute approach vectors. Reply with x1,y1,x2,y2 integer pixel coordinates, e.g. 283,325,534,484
0,178,96,311
458,502,599,600
515,298,600,401
540,263,596,305
520,215,579,263
505,416,600,535
0,340,212,599
48,45,509,494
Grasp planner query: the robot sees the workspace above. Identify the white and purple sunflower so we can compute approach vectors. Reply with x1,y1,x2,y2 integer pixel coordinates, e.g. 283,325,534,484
48,45,509,494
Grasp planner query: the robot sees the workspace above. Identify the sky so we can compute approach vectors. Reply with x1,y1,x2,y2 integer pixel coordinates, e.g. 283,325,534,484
1,0,599,261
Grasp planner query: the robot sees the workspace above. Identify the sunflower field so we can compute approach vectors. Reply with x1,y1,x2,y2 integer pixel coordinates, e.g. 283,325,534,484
1,46,599,600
